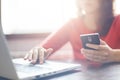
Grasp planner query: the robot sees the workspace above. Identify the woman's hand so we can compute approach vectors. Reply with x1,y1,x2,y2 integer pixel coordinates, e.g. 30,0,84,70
81,39,115,63
24,47,53,64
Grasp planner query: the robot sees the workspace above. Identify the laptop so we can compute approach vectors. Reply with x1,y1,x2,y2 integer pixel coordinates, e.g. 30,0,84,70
0,26,81,80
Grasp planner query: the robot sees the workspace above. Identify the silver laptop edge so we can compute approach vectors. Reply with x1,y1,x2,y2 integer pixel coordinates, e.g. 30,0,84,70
0,0,19,79
0,21,19,79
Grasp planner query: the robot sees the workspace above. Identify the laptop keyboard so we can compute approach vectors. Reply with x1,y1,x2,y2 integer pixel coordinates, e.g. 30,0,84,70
14,63,51,73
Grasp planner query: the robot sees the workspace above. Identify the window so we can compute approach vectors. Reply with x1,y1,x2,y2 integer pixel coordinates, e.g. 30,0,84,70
114,0,120,14
1,0,120,34
1,0,77,34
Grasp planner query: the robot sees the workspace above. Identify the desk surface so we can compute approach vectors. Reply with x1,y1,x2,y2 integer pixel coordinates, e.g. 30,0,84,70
1,53,120,80
39,62,120,80
5,36,120,80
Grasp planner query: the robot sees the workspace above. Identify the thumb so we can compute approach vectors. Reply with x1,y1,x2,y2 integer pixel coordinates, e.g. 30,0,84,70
100,39,106,45
46,48,53,54
45,48,53,59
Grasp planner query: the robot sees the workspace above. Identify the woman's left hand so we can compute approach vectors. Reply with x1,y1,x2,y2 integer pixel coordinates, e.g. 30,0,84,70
81,39,114,63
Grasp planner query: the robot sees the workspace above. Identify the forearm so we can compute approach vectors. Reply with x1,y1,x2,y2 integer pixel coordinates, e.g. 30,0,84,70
41,24,70,53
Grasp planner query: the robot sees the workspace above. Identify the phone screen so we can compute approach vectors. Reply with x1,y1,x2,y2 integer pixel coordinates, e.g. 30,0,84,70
80,33,100,50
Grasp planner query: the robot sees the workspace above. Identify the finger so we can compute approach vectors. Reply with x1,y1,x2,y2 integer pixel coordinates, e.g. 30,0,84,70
83,53,95,61
24,53,29,60
86,43,100,50
80,48,84,54
24,49,34,60
32,48,39,64
100,39,106,45
82,49,108,57
28,50,34,61
92,57,107,63
39,48,45,64
92,55,107,63
84,53,107,63
86,43,108,51
45,48,53,59
82,49,108,62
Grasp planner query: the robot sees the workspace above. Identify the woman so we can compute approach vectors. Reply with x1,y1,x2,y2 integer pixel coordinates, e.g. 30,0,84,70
24,0,120,64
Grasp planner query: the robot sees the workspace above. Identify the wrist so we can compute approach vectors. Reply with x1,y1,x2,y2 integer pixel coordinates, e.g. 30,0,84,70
111,49,120,62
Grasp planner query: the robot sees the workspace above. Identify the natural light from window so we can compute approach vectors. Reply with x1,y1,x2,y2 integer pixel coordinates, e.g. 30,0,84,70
1,0,120,34
1,0,77,34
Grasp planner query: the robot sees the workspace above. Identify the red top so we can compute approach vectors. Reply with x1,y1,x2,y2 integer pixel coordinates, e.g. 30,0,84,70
41,15,120,60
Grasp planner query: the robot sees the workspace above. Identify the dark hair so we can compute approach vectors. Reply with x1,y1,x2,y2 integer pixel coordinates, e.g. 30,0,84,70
98,17,114,36
97,0,114,36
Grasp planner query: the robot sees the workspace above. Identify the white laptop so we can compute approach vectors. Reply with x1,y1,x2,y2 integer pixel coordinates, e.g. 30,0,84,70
0,26,81,80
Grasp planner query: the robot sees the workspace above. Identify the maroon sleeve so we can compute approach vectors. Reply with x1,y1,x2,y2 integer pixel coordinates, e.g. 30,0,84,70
40,21,73,53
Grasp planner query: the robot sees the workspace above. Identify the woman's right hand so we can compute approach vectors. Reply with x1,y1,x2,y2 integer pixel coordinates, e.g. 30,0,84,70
24,47,53,64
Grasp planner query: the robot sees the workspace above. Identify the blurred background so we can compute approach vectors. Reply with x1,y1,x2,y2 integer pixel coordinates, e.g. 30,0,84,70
1,0,120,60
2,0,120,35
2,0,77,34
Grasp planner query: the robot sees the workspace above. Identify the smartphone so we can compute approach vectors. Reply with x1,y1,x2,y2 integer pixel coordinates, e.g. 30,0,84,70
80,33,100,50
